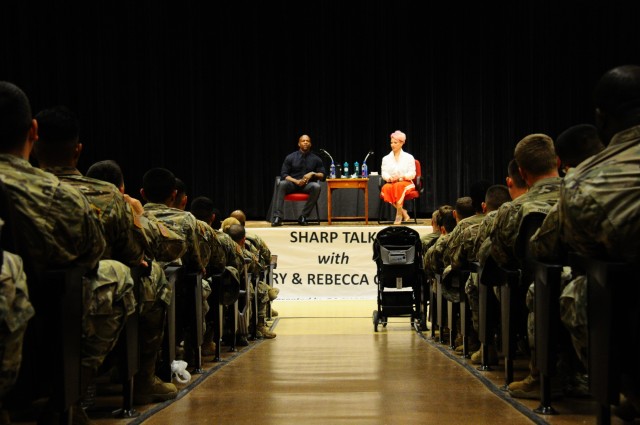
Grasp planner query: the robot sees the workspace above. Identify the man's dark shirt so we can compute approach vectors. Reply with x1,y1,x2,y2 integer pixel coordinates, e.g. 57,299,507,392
280,151,325,180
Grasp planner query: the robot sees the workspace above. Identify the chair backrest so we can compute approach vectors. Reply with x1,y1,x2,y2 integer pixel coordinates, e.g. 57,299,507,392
413,159,423,194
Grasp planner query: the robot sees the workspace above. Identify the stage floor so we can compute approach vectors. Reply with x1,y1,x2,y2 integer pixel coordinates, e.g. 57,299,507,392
245,218,431,228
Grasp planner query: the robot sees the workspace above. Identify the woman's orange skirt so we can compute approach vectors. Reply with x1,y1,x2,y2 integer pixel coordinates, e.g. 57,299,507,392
381,180,415,206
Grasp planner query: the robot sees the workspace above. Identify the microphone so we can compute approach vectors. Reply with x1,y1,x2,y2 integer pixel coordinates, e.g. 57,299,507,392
319,148,334,163
363,150,374,164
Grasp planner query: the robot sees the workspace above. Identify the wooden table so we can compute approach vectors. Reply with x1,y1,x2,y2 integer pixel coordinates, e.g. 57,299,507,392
326,178,369,225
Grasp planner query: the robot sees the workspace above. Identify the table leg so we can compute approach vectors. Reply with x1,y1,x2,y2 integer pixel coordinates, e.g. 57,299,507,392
364,185,368,224
327,188,332,225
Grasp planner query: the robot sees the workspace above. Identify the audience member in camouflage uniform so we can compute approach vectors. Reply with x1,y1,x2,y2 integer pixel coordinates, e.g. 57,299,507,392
558,65,640,420
190,197,246,347
529,124,604,371
442,198,477,299
140,168,215,367
467,185,511,365
226,223,276,339
0,81,113,424
230,209,279,317
33,107,188,405
221,217,261,338
485,134,561,399
85,160,187,265
444,187,490,353
0,218,35,418
423,208,456,343
424,210,456,279
420,210,442,253
169,179,226,340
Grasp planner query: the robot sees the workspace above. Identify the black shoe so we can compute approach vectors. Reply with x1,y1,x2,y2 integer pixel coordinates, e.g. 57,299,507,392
298,215,308,226
271,216,282,227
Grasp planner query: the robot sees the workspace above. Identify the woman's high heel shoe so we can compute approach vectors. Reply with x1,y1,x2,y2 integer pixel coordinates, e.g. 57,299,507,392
394,214,403,225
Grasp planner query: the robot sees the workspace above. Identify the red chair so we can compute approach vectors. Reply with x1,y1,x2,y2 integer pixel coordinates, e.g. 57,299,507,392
275,176,321,224
377,159,423,224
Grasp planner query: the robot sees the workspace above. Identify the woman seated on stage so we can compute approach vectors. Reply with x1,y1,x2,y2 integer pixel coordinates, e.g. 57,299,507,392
380,130,416,225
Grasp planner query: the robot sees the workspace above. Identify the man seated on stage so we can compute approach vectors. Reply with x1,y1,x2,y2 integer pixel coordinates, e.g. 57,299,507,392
271,134,325,227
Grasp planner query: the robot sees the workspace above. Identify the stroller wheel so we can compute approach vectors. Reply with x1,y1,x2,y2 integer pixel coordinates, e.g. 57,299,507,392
372,310,379,332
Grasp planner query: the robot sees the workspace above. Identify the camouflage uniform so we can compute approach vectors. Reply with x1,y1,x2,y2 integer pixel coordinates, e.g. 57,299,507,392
211,229,249,338
443,214,485,329
48,167,187,386
143,204,211,272
473,210,502,304
0,219,35,398
46,167,144,266
559,125,640,262
488,177,561,357
201,228,242,301
0,155,105,272
489,177,562,269
244,235,271,319
419,232,439,294
424,233,452,289
0,155,127,371
245,233,271,270
142,204,214,350
558,125,640,368
421,232,440,254
472,210,500,264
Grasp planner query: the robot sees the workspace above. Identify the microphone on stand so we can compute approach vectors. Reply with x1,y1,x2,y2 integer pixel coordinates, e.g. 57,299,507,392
361,151,374,177
319,148,334,163
319,149,337,178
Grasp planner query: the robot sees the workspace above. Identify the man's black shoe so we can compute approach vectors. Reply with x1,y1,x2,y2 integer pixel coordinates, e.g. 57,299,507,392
298,215,308,226
271,216,282,227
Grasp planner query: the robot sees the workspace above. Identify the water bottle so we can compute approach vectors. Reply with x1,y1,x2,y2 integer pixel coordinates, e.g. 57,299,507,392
329,161,336,178
354,161,360,177
343,162,349,178
362,162,368,178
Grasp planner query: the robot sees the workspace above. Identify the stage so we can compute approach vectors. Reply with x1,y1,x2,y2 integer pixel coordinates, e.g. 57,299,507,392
246,220,432,300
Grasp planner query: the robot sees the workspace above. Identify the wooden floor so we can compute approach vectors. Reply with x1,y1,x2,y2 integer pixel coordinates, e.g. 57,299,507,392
46,299,630,425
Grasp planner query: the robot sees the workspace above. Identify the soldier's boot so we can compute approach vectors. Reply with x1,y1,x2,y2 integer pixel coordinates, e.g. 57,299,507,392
133,303,178,405
268,287,280,301
257,317,276,339
133,351,178,405
201,325,216,357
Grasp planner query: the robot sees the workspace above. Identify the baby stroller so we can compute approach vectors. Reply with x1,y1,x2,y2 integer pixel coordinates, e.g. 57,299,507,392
372,225,427,332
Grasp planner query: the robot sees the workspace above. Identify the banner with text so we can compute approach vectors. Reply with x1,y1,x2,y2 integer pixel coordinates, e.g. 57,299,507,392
250,225,431,300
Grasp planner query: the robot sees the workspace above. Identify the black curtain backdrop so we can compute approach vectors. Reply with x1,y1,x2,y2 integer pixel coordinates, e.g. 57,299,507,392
2,1,639,219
